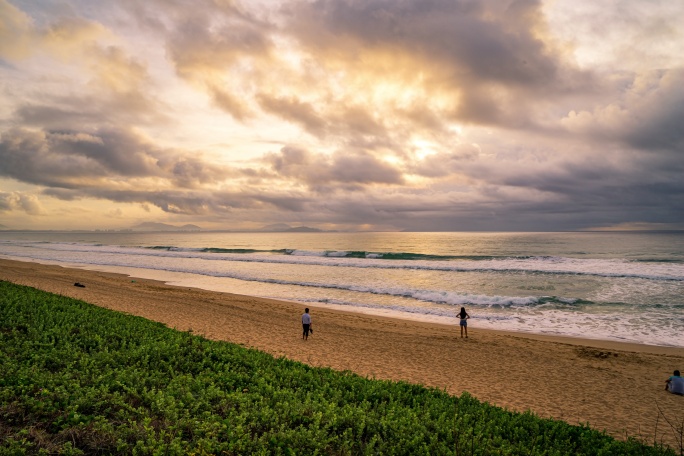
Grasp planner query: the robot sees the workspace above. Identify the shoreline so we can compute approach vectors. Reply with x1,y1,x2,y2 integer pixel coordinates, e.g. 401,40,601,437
4,255,682,354
1,257,683,446
3,255,680,353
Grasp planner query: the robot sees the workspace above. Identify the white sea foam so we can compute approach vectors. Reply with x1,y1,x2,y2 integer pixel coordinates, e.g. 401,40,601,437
2,240,682,281
0,246,559,307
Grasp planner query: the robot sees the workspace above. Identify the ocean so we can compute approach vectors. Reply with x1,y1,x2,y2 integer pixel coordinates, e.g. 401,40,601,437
1,231,682,347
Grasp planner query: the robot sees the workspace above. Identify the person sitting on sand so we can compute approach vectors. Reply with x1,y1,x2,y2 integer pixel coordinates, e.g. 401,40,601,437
302,308,312,341
665,370,684,395
458,306,470,338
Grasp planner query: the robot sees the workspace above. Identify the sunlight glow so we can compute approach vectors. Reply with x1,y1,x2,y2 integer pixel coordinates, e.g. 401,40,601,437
411,138,438,160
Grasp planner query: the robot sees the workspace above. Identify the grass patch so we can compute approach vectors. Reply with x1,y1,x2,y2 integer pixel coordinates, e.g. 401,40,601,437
0,281,674,455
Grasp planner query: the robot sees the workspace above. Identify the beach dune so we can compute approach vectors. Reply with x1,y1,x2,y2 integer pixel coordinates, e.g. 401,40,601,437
1,258,683,448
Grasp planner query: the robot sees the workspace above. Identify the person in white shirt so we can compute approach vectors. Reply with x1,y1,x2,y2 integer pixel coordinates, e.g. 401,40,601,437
665,370,684,395
302,308,312,340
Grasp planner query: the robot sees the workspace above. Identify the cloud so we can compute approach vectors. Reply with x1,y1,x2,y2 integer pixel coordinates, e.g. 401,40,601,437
0,127,235,189
544,0,684,72
279,0,590,126
147,0,590,147
257,95,328,137
106,207,123,218
0,0,34,60
1,1,166,131
561,69,684,151
266,146,404,188
410,144,481,178
210,86,252,121
285,0,559,85
11,42,166,130
0,190,45,215
167,7,271,78
3,118,680,231
0,0,681,231
41,187,311,216
586,221,684,231
160,1,273,120
0,128,158,187
0,0,107,61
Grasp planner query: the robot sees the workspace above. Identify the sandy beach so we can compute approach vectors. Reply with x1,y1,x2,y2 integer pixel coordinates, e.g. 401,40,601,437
1,258,683,447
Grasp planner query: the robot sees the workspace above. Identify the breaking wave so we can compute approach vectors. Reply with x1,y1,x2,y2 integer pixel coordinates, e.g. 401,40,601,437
3,241,681,281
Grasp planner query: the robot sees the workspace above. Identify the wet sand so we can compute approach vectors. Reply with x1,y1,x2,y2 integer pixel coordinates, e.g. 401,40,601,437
1,258,683,447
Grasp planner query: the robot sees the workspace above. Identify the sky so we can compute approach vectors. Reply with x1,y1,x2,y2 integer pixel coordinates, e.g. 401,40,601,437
0,0,682,232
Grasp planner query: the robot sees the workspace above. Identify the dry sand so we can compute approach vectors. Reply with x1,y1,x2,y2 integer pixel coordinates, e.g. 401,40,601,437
1,258,683,447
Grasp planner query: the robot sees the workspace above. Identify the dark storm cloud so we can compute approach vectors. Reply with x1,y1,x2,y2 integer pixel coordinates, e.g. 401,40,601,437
299,180,683,231
42,186,312,215
623,70,684,152
266,146,404,187
286,0,558,85
15,104,99,128
258,126,684,230
472,149,684,226
0,128,159,187
157,155,230,189
0,127,233,189
561,69,684,152
14,99,164,131
505,165,684,210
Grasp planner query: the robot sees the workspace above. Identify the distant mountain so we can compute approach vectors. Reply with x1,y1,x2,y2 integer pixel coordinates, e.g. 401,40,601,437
179,224,202,231
0,224,7,230
286,226,322,232
131,222,202,231
260,223,293,232
259,223,322,233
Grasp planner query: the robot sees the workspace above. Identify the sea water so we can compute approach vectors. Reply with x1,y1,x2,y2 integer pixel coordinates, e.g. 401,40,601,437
1,231,682,347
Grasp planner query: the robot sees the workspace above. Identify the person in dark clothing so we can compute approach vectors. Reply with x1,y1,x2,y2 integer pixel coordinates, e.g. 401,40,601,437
458,307,470,338
302,308,312,340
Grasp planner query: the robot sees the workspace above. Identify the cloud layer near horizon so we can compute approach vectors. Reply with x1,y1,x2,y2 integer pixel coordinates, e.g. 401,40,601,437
0,0,682,231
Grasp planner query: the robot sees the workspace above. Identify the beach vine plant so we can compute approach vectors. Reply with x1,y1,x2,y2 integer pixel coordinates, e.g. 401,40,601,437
0,281,677,455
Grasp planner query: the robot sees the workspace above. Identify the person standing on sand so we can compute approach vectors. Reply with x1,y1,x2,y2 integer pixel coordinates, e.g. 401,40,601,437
302,308,312,340
665,370,684,395
458,306,470,338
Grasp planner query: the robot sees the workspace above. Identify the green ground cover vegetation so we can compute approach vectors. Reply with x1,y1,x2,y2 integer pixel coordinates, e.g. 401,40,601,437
0,281,675,455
